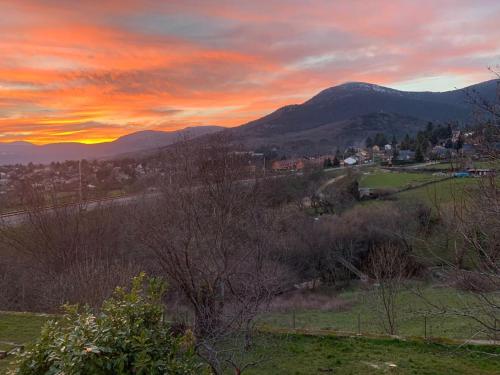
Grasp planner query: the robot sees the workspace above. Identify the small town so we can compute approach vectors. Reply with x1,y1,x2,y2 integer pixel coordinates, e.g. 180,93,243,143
1,123,497,213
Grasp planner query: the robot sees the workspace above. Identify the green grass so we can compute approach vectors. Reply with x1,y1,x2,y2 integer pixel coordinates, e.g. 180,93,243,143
396,177,479,204
260,287,490,340
246,334,500,374
423,160,500,171
359,171,441,190
0,312,52,372
1,310,499,374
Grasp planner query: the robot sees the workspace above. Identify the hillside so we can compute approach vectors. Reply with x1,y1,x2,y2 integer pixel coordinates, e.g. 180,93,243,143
232,80,498,156
0,126,222,165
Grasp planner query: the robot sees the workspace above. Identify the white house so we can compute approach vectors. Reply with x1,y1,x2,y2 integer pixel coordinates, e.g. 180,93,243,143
344,157,357,166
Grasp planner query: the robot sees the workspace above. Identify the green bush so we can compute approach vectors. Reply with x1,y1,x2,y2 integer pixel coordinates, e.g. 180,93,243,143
11,273,204,375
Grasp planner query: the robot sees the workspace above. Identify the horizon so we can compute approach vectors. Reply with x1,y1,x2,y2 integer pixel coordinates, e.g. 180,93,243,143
0,77,495,146
1,1,499,145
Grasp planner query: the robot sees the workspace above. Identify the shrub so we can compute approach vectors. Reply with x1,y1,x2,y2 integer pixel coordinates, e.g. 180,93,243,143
11,273,204,375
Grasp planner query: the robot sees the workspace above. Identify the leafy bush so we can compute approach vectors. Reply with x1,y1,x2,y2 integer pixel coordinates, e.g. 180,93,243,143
11,273,204,375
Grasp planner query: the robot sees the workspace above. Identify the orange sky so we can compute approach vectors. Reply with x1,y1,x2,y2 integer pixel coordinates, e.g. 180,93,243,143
0,0,499,144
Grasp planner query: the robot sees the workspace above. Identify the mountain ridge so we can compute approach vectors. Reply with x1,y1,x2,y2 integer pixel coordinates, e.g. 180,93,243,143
230,79,498,155
0,126,223,165
2,79,498,163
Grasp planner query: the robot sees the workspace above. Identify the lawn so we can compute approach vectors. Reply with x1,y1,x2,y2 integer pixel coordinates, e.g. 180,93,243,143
359,171,442,190
423,160,500,171
0,312,52,372
246,333,500,375
396,177,479,204
260,286,492,340
1,309,499,374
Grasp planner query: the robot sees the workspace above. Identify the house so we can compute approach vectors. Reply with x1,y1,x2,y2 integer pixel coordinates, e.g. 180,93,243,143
384,144,392,151
372,145,380,153
271,159,305,171
396,150,415,161
431,145,449,159
344,157,357,166
467,169,496,177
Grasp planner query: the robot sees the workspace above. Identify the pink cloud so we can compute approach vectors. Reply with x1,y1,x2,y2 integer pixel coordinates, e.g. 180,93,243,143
0,0,499,143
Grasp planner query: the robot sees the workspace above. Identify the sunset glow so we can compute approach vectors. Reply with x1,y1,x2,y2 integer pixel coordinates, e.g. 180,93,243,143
1,0,499,144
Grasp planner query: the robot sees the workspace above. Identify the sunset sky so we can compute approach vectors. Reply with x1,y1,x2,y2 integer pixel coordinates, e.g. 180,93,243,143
1,0,499,144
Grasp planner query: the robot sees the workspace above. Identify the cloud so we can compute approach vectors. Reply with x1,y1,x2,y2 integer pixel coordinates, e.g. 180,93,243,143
0,0,499,143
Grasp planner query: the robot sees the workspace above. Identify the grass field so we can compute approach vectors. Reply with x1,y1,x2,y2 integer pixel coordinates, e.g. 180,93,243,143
246,334,500,375
1,309,499,374
423,160,500,171
396,177,479,204
359,171,442,190
0,312,52,372
260,286,491,340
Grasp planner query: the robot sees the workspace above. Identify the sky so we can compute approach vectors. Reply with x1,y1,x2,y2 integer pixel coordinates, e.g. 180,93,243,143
0,0,499,145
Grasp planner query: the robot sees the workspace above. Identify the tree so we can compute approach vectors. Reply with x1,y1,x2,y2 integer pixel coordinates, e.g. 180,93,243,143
365,136,374,148
401,134,412,150
414,145,424,163
416,70,500,340
12,274,202,375
391,135,397,148
0,187,139,311
446,123,453,138
136,133,288,374
368,245,411,335
454,133,464,150
374,133,388,147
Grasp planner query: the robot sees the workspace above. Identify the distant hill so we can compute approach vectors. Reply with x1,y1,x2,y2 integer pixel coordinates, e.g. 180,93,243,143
0,126,222,165
231,80,498,155
2,80,498,164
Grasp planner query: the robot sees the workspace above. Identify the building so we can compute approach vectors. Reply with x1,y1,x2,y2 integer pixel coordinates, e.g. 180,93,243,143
396,150,415,161
431,145,449,159
271,159,305,171
467,169,496,177
343,157,357,166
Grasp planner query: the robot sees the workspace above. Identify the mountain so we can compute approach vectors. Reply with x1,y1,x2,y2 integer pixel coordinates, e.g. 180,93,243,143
0,126,222,165
2,80,498,164
231,80,498,155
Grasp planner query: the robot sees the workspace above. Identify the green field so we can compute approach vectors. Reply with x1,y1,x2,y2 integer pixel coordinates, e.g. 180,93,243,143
1,309,499,374
246,334,500,375
359,171,442,190
423,160,500,171
260,286,490,340
396,177,480,204
0,312,53,372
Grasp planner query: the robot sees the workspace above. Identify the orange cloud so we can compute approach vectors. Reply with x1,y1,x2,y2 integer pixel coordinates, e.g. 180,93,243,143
0,0,499,144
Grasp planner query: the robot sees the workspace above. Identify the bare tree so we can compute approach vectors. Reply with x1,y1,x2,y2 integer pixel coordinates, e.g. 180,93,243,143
136,133,289,374
0,186,139,311
417,70,500,340
368,244,411,336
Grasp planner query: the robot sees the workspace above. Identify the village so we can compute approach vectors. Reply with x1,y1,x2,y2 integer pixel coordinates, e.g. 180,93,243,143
0,124,497,212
